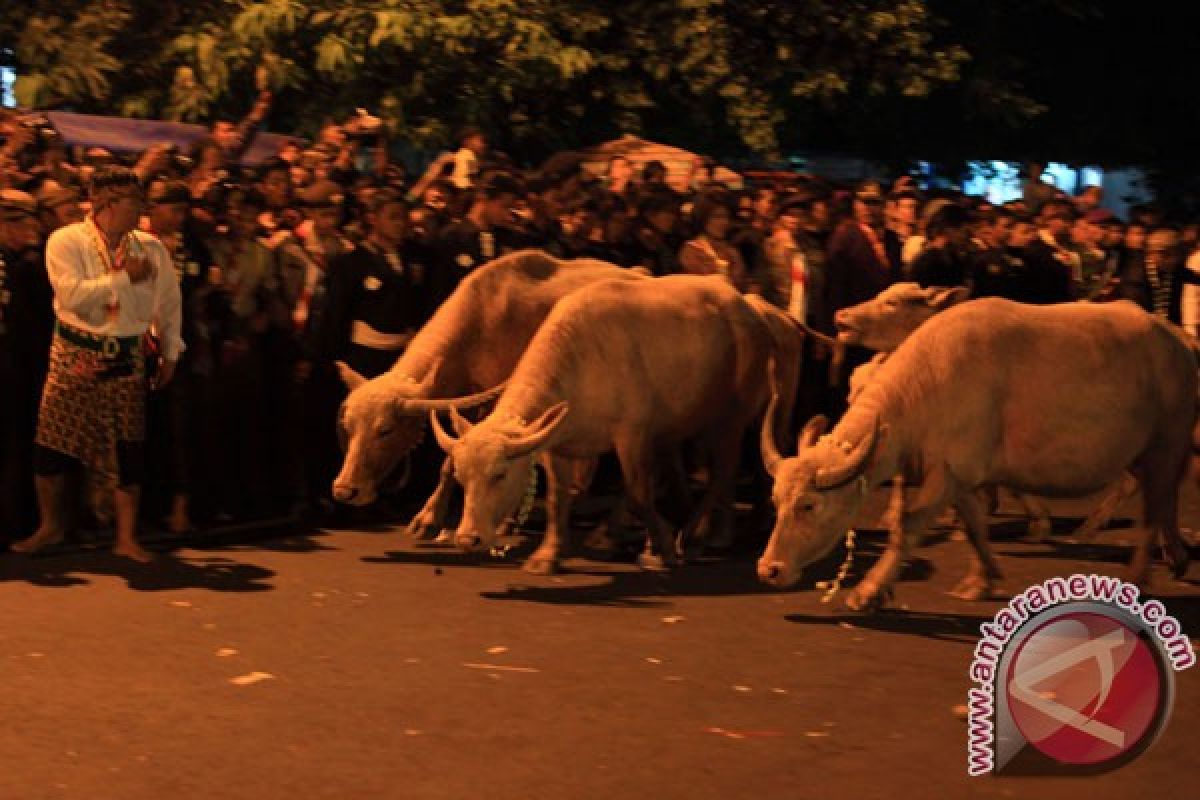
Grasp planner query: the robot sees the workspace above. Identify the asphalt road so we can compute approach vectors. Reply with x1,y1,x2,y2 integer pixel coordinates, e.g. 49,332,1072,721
2,485,1198,800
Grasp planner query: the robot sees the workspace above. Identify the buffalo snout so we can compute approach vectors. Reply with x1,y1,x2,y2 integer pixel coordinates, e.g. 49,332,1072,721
756,559,793,587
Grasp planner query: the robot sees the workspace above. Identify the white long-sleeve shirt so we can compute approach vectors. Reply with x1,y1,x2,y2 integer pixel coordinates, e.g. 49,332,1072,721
45,218,184,361
1183,250,1200,338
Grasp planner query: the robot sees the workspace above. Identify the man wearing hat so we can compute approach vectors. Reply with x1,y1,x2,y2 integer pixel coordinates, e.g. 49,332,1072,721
11,167,183,561
277,180,353,335
142,179,211,533
0,189,54,547
36,182,84,236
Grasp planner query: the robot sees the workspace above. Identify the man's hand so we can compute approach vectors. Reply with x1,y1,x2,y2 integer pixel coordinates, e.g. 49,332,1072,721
152,359,177,390
124,252,156,284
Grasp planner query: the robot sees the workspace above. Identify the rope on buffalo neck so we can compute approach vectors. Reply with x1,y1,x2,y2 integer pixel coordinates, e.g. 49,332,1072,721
514,463,538,528
819,529,857,604
489,463,538,559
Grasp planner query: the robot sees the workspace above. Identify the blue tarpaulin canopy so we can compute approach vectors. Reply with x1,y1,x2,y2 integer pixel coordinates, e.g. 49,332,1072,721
44,111,302,166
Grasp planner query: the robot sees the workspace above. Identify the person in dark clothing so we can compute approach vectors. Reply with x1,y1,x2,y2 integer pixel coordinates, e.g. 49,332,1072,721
1118,226,1183,322
0,190,54,545
824,182,895,421
972,214,1072,304
911,202,973,289
308,188,432,380
620,188,682,275
141,180,212,532
431,172,523,310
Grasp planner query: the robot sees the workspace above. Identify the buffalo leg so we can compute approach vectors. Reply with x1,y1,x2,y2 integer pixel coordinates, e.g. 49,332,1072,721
949,489,1005,600
1011,491,1053,542
1130,454,1189,587
524,455,586,575
847,470,950,611
406,455,458,540
616,440,679,571
683,429,743,557
1074,473,1139,542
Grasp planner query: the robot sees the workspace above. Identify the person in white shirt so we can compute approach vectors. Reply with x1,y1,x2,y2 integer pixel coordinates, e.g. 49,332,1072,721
449,127,486,190
1184,245,1200,339
12,167,182,562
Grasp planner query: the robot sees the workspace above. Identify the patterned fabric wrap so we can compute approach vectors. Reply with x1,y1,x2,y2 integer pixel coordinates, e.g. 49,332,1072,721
35,332,145,488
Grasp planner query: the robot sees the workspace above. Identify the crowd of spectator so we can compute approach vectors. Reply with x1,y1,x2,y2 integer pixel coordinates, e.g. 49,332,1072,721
1,102,1198,549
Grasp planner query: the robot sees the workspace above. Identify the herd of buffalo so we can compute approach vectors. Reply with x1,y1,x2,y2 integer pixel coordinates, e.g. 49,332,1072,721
330,251,1198,609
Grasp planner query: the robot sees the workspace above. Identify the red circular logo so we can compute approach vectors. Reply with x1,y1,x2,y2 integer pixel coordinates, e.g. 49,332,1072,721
1006,611,1164,766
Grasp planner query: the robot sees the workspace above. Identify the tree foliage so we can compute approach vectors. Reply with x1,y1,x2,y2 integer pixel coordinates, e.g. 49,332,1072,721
1,0,988,160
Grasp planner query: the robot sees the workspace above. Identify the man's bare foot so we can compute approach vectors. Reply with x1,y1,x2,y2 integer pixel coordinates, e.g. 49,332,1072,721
113,542,155,563
9,528,64,555
166,496,193,534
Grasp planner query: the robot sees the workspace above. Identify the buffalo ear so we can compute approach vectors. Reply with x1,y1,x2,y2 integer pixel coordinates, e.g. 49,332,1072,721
927,286,970,310
335,361,367,391
502,402,570,460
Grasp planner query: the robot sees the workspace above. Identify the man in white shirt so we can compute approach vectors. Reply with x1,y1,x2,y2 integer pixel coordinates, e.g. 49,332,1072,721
449,127,486,190
1183,246,1200,339
12,167,182,562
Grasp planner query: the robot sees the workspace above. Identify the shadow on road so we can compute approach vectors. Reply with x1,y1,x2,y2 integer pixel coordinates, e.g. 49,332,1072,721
0,551,275,592
478,560,773,607
363,548,524,570
784,608,990,644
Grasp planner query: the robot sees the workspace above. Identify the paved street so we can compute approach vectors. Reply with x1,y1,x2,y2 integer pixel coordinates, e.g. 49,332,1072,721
2,486,1198,800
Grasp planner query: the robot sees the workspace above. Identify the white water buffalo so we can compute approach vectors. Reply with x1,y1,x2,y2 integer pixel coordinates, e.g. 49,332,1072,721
332,250,645,538
759,298,1195,610
837,282,1138,541
431,275,804,574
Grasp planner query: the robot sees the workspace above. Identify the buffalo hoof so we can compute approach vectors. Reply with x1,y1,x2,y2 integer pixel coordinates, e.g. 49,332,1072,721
583,527,619,554
1027,517,1053,543
844,584,892,613
523,556,561,576
433,529,454,546
948,576,994,601
1164,541,1189,580
406,515,440,540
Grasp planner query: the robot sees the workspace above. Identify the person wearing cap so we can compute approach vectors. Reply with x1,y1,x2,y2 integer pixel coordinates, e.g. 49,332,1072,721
142,179,212,533
36,182,84,235
825,180,897,418
278,180,353,333
827,180,895,311
11,166,182,561
203,186,284,520
0,189,54,547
